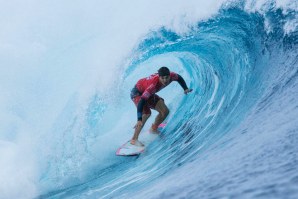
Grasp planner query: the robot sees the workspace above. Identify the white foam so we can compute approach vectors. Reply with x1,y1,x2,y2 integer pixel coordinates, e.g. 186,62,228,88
244,0,298,34
1,0,296,198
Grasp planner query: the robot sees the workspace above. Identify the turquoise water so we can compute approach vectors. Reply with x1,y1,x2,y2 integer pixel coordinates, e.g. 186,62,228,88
0,1,297,199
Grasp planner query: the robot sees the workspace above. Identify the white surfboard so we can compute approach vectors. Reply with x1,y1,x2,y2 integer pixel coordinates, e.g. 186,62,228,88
116,123,166,156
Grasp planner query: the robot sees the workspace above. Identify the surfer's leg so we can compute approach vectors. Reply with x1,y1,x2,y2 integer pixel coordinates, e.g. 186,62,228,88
131,113,151,146
151,99,169,132
131,100,151,145
142,113,151,125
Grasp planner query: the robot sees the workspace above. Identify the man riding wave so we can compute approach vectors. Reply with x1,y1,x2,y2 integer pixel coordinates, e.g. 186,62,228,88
130,66,193,146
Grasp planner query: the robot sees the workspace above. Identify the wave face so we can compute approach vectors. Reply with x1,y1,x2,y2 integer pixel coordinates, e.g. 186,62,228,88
1,1,297,199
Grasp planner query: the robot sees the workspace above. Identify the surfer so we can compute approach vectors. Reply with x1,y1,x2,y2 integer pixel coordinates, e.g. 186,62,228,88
130,66,193,146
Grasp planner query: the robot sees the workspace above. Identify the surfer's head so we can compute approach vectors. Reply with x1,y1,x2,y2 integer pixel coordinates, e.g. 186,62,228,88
158,66,171,86
158,66,170,76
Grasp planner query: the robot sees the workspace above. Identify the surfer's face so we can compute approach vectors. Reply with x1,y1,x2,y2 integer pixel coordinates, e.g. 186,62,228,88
159,75,170,86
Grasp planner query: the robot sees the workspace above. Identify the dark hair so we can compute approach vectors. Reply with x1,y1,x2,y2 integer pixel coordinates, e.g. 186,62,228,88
158,67,170,76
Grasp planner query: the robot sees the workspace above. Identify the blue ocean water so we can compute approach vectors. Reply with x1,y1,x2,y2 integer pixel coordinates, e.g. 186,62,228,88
0,1,297,199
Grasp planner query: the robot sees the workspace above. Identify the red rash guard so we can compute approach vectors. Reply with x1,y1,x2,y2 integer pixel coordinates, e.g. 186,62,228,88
132,72,189,121
136,72,179,100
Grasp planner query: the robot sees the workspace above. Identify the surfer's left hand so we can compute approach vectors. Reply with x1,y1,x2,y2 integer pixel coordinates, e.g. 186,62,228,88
184,88,193,94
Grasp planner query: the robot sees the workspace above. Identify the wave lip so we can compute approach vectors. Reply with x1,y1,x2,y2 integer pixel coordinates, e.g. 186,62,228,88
88,7,297,199
2,1,295,198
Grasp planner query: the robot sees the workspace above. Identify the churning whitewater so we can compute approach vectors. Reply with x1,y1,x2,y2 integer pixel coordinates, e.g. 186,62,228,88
0,0,297,199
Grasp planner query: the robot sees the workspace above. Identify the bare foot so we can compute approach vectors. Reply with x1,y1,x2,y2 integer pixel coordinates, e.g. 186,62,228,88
150,123,161,134
130,139,144,147
149,128,160,134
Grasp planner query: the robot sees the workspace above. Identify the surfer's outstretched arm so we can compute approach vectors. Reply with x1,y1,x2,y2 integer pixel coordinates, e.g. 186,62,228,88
177,74,193,94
